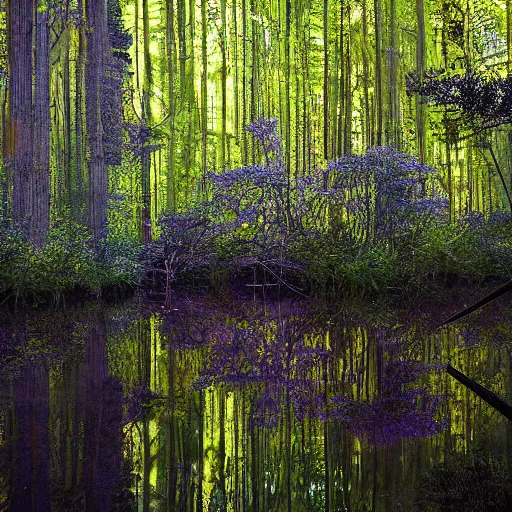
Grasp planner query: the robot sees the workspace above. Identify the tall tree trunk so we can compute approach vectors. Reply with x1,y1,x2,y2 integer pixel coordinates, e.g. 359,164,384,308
85,0,109,242
166,0,177,211
220,0,227,170
323,0,329,161
250,0,258,162
374,0,383,146
185,0,195,204
416,0,427,162
32,3,51,247
337,0,345,155
63,28,73,207
507,0,511,75
343,3,352,154
75,0,86,222
285,0,292,172
387,0,400,148
142,0,153,243
362,0,371,148
201,0,208,195
9,0,34,234
242,0,248,163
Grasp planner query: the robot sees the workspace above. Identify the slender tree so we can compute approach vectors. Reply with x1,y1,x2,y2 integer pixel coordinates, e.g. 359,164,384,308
142,0,153,243
416,0,427,162
374,0,383,145
32,1,51,246
85,0,110,242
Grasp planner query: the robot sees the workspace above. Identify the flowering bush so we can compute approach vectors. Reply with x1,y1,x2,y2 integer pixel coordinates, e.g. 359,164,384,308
331,357,447,445
319,146,447,244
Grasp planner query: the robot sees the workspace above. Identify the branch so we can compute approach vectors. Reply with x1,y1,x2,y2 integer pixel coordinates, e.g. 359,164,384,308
447,364,512,422
438,280,512,327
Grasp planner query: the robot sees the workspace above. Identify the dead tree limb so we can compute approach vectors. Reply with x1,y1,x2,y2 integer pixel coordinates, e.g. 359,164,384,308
447,363,512,422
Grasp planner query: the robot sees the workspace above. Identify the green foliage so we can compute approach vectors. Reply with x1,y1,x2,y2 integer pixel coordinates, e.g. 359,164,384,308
405,213,512,286
287,209,512,300
99,233,143,287
0,218,142,304
288,233,401,298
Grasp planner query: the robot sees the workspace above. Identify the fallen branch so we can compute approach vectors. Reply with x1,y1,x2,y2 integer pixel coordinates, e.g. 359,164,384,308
447,363,512,422
439,280,512,327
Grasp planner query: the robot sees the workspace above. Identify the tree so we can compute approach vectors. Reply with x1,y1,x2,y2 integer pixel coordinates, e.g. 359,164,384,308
7,0,50,247
407,72,512,211
85,0,110,242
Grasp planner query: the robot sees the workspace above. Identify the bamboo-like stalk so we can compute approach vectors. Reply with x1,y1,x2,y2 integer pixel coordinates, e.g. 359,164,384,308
219,0,227,171
448,363,512,422
343,2,352,155
416,0,427,162
323,0,329,161
201,0,208,196
373,0,383,146
166,0,177,211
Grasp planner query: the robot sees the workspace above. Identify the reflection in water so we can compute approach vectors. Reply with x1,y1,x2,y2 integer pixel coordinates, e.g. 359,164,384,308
11,360,50,511
1,298,512,510
84,308,124,512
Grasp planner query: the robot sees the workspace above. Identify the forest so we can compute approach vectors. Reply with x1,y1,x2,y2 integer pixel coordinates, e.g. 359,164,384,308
0,0,510,302
2,0,512,511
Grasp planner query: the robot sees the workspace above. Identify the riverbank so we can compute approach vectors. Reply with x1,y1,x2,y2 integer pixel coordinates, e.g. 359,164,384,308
1,211,511,309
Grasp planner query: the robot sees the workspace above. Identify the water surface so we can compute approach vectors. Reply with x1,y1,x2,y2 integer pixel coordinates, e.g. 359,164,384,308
1,297,511,511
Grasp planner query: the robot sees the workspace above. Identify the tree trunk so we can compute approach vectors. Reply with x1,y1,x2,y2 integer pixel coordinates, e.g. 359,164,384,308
9,0,34,233
416,0,427,162
201,0,208,195
220,0,227,170
323,0,329,161
32,4,51,247
373,0,383,146
142,0,153,243
85,0,109,243
166,0,177,211
75,0,86,222
362,0,371,148
387,0,400,148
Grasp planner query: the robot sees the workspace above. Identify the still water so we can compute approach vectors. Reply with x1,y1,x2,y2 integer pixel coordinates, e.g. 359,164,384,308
0,296,511,511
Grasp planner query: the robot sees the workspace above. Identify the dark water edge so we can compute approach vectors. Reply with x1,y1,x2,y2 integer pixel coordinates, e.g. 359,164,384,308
1,294,512,511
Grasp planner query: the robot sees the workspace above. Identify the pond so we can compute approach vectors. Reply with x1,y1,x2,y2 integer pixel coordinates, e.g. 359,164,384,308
1,296,511,511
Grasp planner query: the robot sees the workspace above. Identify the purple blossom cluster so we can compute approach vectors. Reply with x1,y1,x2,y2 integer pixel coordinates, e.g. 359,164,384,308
189,317,331,427
456,210,512,274
406,72,512,137
148,118,452,297
125,383,164,423
205,121,293,259
246,117,282,156
321,146,447,242
331,358,447,445
331,389,446,445
145,208,218,280
488,211,512,226
123,122,157,158
459,210,485,230
50,3,82,28
207,164,286,189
